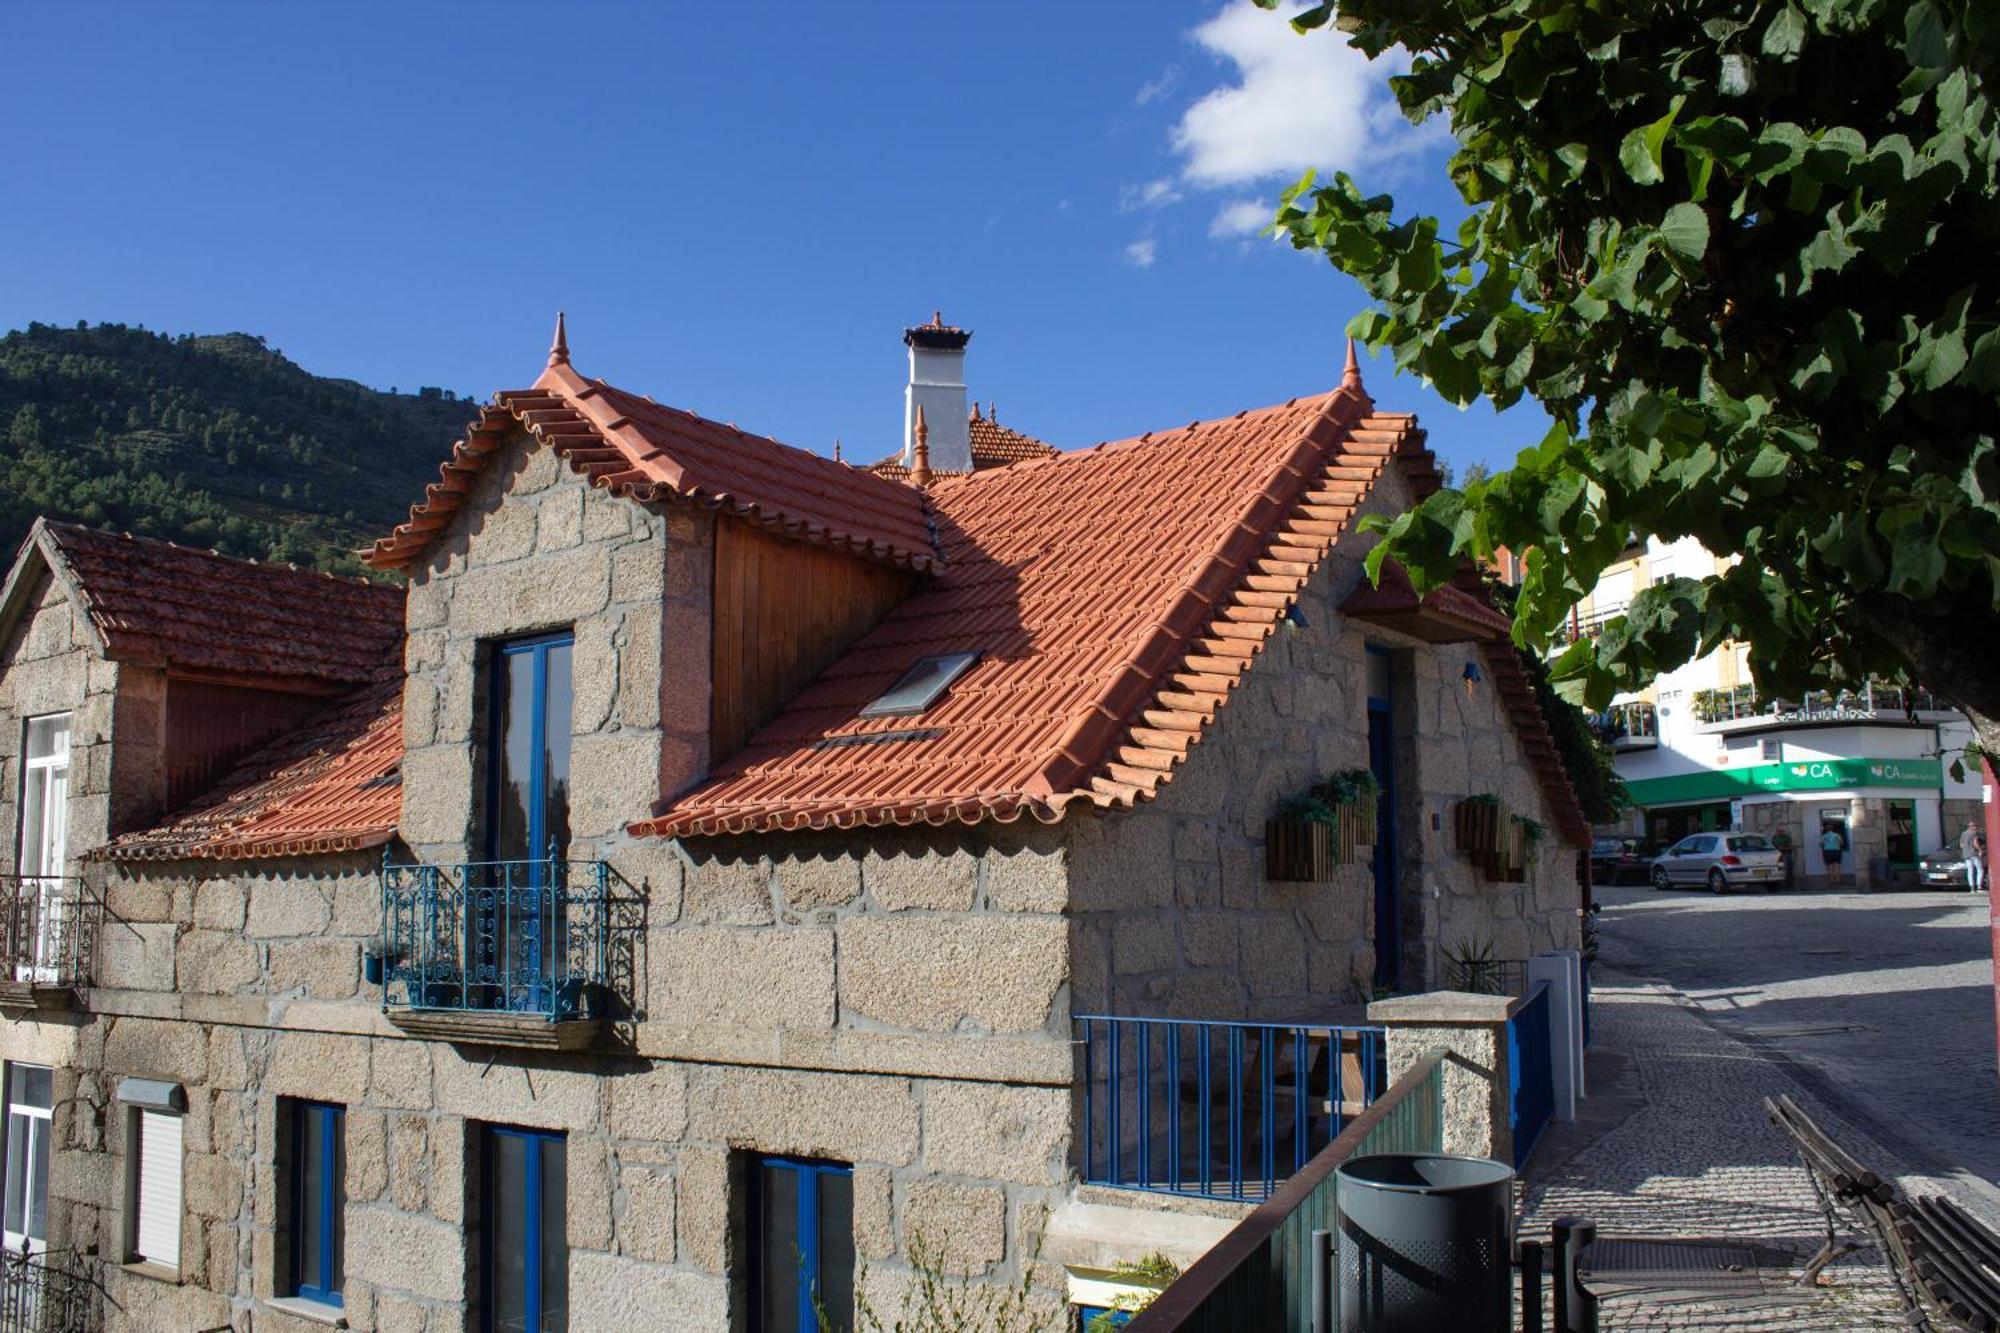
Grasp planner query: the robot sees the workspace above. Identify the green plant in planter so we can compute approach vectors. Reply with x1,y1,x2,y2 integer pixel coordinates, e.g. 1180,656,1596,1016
1317,768,1382,807
1280,792,1339,826
1463,793,1500,806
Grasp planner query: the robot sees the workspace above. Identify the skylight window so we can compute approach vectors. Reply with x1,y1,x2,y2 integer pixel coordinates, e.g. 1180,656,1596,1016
861,651,979,718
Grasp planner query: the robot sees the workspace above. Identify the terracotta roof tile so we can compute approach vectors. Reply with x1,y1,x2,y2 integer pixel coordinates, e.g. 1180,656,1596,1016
368,363,939,574
638,385,1399,837
39,522,403,688
1478,640,1593,847
98,673,404,862
869,409,1058,480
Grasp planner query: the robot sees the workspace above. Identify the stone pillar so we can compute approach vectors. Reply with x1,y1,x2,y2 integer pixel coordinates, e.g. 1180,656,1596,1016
1366,991,1514,1164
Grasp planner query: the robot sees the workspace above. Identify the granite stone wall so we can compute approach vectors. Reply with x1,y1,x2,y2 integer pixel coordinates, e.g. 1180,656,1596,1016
1064,459,1581,1024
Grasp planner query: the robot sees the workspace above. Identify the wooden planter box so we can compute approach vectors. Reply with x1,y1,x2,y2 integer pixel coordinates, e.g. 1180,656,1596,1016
1337,803,1374,857
1266,819,1339,882
1455,800,1504,856
1484,823,1530,883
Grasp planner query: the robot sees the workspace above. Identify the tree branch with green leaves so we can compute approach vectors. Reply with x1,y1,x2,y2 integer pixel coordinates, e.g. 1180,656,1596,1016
1264,0,2000,754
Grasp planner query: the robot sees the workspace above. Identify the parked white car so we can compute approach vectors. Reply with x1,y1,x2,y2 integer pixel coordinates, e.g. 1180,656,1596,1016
1651,833,1787,892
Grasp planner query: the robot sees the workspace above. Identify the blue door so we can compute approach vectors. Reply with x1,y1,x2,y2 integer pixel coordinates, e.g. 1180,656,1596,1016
1366,647,1399,991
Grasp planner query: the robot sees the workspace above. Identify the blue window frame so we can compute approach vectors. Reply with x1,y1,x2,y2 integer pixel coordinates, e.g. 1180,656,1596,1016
485,633,575,865
287,1100,344,1306
750,1155,853,1333
480,1125,567,1333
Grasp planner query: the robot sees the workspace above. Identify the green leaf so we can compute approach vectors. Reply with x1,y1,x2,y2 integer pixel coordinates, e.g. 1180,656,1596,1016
1618,109,1676,185
1658,203,1711,260
1719,52,1756,96
1904,1,1951,68
1762,3,1808,57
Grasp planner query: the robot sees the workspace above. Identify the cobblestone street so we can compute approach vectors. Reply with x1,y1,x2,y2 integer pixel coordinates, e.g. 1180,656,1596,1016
1517,883,2000,1329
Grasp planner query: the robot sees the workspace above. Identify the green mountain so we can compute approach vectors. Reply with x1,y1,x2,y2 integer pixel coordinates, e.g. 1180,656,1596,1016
0,321,477,575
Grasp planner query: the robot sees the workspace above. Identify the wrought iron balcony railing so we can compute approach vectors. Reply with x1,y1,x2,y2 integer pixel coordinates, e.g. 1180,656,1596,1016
0,875,100,994
380,854,612,1024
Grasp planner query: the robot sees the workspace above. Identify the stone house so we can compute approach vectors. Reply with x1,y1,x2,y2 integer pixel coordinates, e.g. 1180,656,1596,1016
0,318,1586,1332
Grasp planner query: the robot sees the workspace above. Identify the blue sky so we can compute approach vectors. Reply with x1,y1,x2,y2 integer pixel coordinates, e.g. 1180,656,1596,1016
3,1,1544,476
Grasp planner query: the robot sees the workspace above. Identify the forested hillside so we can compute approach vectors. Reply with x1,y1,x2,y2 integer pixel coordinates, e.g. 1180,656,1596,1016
0,322,475,574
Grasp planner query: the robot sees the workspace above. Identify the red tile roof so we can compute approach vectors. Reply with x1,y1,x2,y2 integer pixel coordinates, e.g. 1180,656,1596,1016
36,521,403,689
869,409,1059,480
99,673,404,862
367,362,939,574
638,384,1437,837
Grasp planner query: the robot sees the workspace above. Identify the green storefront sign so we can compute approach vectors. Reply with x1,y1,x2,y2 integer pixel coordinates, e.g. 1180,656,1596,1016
1624,757,1943,807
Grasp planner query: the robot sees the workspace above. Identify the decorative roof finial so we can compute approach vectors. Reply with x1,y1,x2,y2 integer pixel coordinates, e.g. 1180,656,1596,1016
932,309,944,327
910,404,933,489
833,438,843,463
548,311,570,368
1341,337,1363,392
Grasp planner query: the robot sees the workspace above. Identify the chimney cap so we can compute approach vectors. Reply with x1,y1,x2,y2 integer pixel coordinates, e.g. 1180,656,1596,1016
904,310,971,351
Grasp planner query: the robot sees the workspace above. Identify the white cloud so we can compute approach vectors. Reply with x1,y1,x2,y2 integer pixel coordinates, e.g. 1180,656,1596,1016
1209,197,1275,238
1169,2,1439,190
1123,236,1158,268
1119,177,1184,212
1136,63,1183,106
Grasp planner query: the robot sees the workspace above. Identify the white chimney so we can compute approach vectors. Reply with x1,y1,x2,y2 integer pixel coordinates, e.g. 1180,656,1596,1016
903,312,972,473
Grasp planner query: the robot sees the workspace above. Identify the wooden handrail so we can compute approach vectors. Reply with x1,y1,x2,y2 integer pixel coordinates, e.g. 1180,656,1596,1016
1126,1047,1449,1330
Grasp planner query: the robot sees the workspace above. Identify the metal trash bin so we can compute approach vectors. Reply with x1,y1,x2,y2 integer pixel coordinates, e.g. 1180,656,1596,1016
1336,1153,1515,1333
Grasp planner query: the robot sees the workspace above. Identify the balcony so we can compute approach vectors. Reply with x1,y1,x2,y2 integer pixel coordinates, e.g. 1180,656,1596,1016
1550,602,1629,648
1073,1015,1387,1202
1594,701,1659,751
0,875,100,1011
380,855,615,1051
1691,681,1956,733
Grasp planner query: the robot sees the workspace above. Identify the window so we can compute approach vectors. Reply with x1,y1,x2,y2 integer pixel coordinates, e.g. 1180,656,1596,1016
3,1064,51,1252
286,1100,344,1306
1727,836,1773,852
1761,738,1782,762
129,1107,183,1272
859,652,978,718
15,715,69,982
486,634,574,863
480,1125,566,1333
751,1155,854,1333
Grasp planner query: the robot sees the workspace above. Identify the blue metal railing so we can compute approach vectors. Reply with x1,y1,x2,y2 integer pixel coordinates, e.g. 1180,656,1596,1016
1124,1048,1447,1333
1507,981,1555,1168
380,853,611,1022
1075,1015,1386,1202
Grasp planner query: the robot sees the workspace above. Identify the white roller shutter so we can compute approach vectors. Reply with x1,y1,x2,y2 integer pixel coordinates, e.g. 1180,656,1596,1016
133,1110,182,1270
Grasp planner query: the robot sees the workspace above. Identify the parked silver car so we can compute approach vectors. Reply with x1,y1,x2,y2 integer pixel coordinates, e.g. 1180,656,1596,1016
1917,852,1981,890
1651,833,1786,892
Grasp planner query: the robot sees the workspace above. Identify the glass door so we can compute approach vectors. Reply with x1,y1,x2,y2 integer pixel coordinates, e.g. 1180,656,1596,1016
16,716,69,983
479,637,573,1011
3,1064,51,1253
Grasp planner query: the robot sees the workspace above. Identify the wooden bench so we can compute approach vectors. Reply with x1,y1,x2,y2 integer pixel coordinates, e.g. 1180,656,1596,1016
1766,1093,2000,1331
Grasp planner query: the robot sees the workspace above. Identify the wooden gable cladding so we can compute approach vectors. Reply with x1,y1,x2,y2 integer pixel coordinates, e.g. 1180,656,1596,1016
709,515,918,764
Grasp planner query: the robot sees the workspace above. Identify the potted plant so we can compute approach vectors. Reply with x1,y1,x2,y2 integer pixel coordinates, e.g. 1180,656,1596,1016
1319,768,1382,857
1267,793,1341,881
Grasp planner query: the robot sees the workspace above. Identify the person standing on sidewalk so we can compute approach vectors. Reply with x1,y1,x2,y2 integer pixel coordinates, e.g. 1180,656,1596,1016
1961,822,1988,893
1821,824,1847,887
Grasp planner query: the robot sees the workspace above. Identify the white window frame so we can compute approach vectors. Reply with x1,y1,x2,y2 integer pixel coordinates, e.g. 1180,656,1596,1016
16,715,71,983
126,1106,183,1274
1,1062,51,1254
